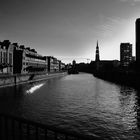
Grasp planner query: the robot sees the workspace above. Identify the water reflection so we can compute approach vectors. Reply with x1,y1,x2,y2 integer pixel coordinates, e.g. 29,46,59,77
135,89,140,132
26,83,45,94
119,86,137,130
0,74,140,139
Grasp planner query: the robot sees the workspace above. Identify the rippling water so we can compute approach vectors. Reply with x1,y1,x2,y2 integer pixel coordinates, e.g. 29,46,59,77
0,73,140,139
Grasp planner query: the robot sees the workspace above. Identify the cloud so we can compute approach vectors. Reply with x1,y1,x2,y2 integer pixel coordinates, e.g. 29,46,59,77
120,0,128,2
120,0,140,2
96,16,129,39
120,0,140,3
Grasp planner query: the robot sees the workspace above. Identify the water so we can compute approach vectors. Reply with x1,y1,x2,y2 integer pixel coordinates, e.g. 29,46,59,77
0,73,140,139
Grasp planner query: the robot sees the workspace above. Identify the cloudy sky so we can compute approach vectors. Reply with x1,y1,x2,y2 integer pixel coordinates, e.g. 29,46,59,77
0,0,140,63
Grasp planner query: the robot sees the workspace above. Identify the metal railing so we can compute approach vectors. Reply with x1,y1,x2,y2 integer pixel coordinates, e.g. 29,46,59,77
0,113,101,140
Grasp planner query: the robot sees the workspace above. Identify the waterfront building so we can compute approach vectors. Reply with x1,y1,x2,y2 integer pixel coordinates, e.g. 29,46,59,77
0,40,14,74
47,57,64,72
54,58,60,71
58,60,65,71
58,60,61,71
120,43,132,67
60,62,66,71
47,56,58,72
136,18,140,71
0,39,66,75
72,60,76,67
13,44,47,74
95,60,120,72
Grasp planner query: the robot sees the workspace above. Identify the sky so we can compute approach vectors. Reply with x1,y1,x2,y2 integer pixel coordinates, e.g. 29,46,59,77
0,0,140,64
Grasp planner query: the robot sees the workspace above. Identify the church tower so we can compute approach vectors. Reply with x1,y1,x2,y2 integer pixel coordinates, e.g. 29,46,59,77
95,40,100,61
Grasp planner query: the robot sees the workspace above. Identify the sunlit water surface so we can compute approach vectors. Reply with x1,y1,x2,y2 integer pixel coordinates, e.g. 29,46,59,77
0,73,140,139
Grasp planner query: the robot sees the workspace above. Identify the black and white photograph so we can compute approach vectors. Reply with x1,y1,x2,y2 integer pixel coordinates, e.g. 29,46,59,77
0,0,140,139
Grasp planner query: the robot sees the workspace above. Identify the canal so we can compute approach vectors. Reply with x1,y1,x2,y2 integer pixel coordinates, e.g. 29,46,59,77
0,73,140,139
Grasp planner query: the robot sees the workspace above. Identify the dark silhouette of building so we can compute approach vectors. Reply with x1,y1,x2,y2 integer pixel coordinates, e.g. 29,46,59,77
120,43,132,67
95,41,100,62
0,40,14,74
72,60,76,67
68,60,79,74
136,18,140,71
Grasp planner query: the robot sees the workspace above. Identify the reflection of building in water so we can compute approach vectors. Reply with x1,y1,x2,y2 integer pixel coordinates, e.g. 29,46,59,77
136,90,140,129
0,40,14,74
26,83,45,94
119,86,137,130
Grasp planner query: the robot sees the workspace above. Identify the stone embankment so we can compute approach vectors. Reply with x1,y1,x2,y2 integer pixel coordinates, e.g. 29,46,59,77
0,72,67,88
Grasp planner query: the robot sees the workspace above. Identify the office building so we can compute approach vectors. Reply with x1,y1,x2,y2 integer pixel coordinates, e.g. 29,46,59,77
120,43,132,67
136,18,140,71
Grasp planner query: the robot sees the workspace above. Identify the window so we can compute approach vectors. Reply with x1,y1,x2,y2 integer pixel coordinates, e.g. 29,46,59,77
3,52,6,63
9,53,12,65
0,52,2,63
1,52,2,63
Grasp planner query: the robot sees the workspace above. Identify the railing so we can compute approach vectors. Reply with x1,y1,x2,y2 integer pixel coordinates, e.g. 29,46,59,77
0,113,101,140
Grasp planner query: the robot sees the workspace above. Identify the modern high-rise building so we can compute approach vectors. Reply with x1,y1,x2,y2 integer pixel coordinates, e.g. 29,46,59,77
136,18,140,71
95,41,100,62
120,43,132,67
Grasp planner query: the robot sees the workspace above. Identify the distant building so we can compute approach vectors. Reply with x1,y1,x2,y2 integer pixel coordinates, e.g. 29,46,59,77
95,60,120,72
112,60,120,68
58,61,65,71
53,58,60,71
47,56,59,72
136,18,140,71
0,40,14,74
72,60,76,66
95,41,100,62
120,43,132,67
61,62,65,70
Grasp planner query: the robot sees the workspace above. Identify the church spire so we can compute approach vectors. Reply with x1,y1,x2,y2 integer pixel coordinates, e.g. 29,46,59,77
97,40,99,48
95,40,100,61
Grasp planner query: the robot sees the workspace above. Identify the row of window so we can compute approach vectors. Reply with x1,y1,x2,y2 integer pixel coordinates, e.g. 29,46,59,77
25,56,46,63
0,51,13,65
23,62,46,66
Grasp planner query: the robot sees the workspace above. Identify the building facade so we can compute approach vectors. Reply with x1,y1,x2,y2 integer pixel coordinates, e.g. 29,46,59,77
0,40,14,74
136,18,140,71
60,62,65,71
0,40,65,75
47,56,60,72
120,43,132,67
13,44,47,74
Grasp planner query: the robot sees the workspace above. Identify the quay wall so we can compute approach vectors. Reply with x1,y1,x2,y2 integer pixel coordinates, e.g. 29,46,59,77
93,70,139,88
0,72,67,88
